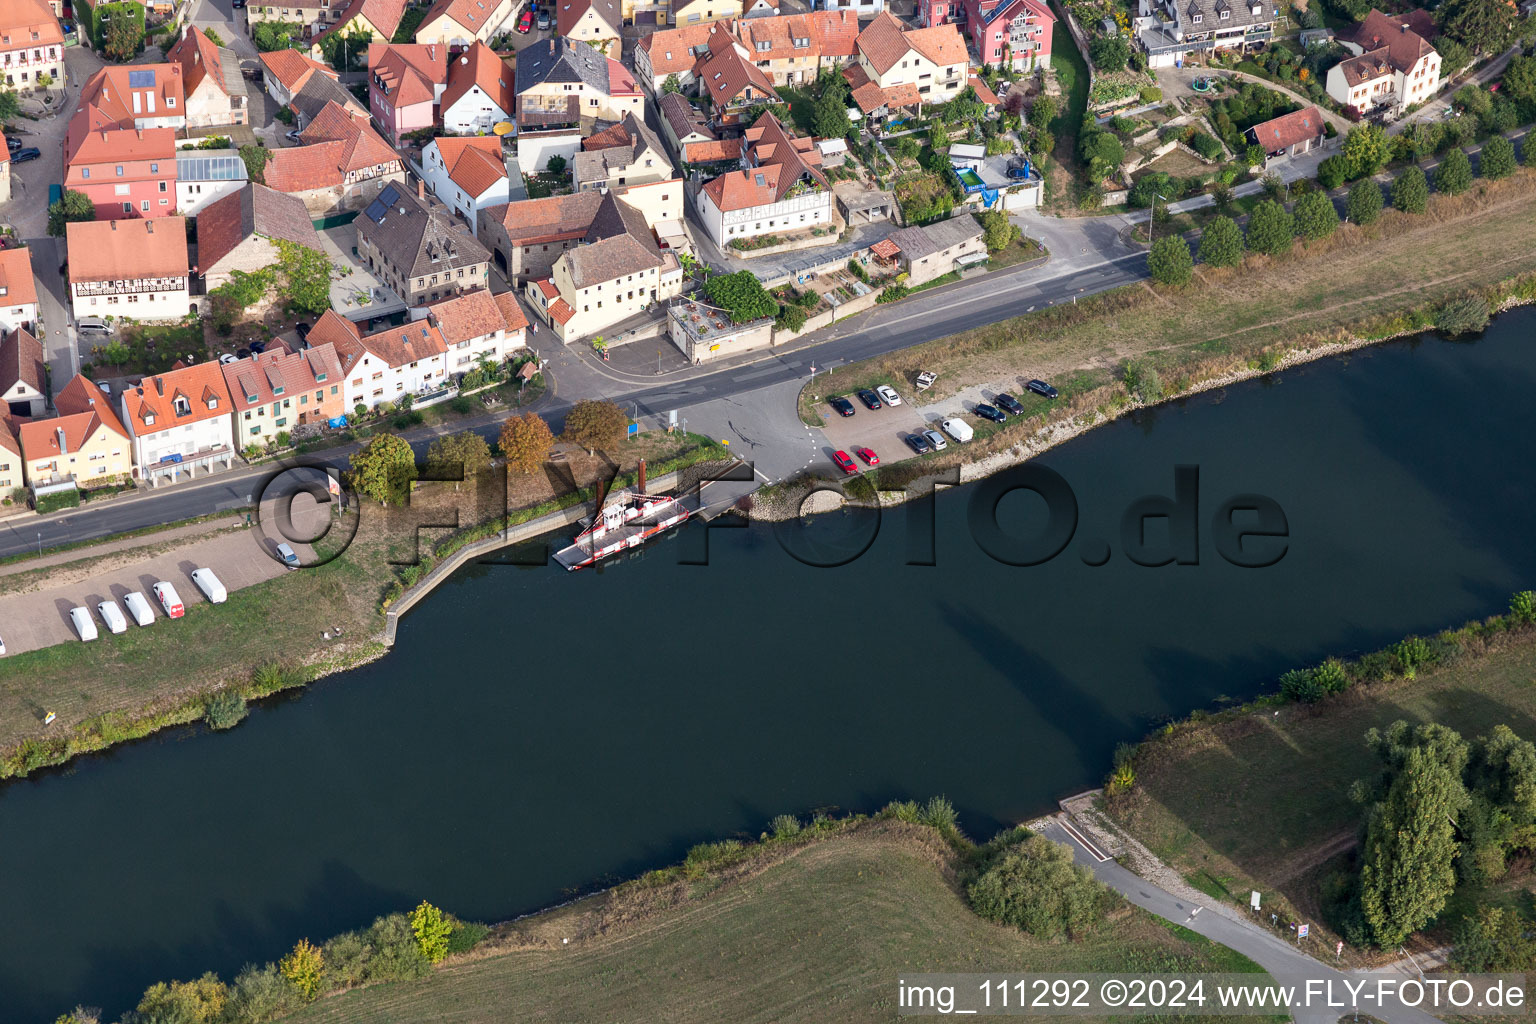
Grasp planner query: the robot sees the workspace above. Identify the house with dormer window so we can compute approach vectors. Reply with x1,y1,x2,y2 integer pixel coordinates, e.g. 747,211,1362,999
695,110,832,248
960,0,1054,71
1135,0,1278,66
1324,9,1440,116
120,360,237,484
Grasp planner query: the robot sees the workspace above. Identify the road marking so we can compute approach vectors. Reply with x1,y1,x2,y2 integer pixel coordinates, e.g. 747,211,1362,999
1057,818,1110,862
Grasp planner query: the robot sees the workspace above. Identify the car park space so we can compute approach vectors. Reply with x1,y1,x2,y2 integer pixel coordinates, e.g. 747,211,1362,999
816,392,932,472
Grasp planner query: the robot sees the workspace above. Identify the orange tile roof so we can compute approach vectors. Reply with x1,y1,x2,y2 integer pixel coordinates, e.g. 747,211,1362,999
441,40,512,115
534,278,559,300
697,34,779,108
368,43,450,108
843,63,887,113
0,0,63,49
307,308,363,351
608,58,638,96
556,0,620,37
23,372,131,457
701,111,823,212
0,247,38,307
168,28,235,100
968,74,999,105
259,48,337,93
0,413,19,458
264,140,350,191
299,99,401,171
883,81,922,108
854,12,910,75
337,319,448,369
638,21,728,77
583,121,631,150
66,218,188,284
124,360,234,434
492,290,529,332
432,136,506,197
421,287,507,344
682,137,742,163
220,343,343,413
486,190,605,244
312,0,408,50
806,8,859,58
64,121,177,172
869,237,900,259
418,0,506,36
78,63,185,128
905,23,967,67
548,297,575,325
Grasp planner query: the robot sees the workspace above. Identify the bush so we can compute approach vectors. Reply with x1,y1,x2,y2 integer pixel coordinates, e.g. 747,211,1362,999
1088,35,1132,72
775,302,809,333
1479,135,1517,180
1346,178,1383,225
1197,215,1244,267
34,489,82,514
1123,358,1164,402
919,795,959,834
1317,154,1350,190
1392,165,1429,213
967,834,1115,939
1512,591,1536,625
1280,667,1327,703
203,691,248,731
1138,86,1162,103
1244,198,1295,256
770,813,803,839
1434,148,1473,195
1147,234,1192,286
877,283,911,303
1435,295,1490,336
1293,189,1339,239
1189,132,1223,160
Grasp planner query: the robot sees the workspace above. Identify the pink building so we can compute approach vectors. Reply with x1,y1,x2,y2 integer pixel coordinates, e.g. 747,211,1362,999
63,121,178,220
367,42,448,144
920,0,1054,71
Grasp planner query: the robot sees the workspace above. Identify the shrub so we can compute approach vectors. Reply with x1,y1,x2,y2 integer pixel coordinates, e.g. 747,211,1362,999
250,662,289,695
1147,234,1193,286
362,914,432,982
1346,178,1384,225
1512,591,1536,625
1280,667,1326,703
228,964,300,1022
1088,35,1131,72
203,691,248,731
34,489,82,514
279,939,325,1002
1435,295,1490,336
1123,358,1164,403
1434,148,1473,195
775,302,809,333
877,283,911,303
1189,132,1223,160
1393,636,1436,678
1392,165,1429,213
445,920,490,956
880,799,922,823
919,795,959,834
1197,215,1244,267
410,901,452,964
770,813,803,839
1138,86,1162,103
967,834,1115,939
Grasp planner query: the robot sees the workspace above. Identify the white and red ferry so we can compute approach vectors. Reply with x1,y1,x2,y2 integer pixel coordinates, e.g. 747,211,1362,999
552,484,692,571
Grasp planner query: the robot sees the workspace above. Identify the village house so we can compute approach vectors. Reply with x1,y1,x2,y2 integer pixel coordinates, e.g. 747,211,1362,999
440,41,514,134
67,218,191,321
477,178,681,282
409,288,529,377
414,0,515,47
1247,105,1326,160
0,247,38,336
18,372,133,489
1135,0,1280,67
262,100,406,217
247,0,344,31
0,324,43,418
843,12,968,118
634,11,858,94
175,149,250,217
668,0,744,26
881,216,986,285
514,36,644,130
120,360,237,484
308,0,410,64
368,42,451,144
76,64,187,132
195,184,327,292
63,125,179,221
356,182,493,306
574,113,671,191
556,0,622,55
422,135,510,223
0,0,63,91
961,0,1054,71
635,20,722,93
524,210,684,342
1325,9,1440,116
167,28,249,128
306,309,451,410
695,29,780,124
695,111,832,249
258,48,342,112
222,342,347,447
0,140,10,205
0,417,18,491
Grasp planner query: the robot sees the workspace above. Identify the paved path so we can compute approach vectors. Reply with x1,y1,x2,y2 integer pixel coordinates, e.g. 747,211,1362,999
1042,819,1450,1024
0,514,248,577
1391,44,1523,135
1159,66,1353,135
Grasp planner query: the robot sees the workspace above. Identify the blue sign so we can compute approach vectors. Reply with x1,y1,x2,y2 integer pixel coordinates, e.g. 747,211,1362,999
627,422,640,436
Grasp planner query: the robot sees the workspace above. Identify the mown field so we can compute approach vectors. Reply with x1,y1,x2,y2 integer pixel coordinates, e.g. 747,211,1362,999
1106,625,1536,960
281,825,1264,1024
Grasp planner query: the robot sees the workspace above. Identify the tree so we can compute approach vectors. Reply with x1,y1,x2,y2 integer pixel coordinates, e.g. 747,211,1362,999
1293,189,1339,239
1244,198,1295,256
561,399,627,455
499,412,554,474
1503,54,1536,104
275,240,333,316
410,900,453,964
1080,130,1124,181
1453,906,1536,972
35,71,52,88
1392,165,1429,213
347,432,417,505
978,209,1019,252
104,11,145,61
775,300,808,333
320,27,370,71
1027,94,1056,135
813,74,851,140
1147,234,1193,286
967,833,1115,939
0,89,17,122
202,27,225,46
1435,147,1474,195
1478,135,1516,180
279,938,325,1002
545,154,566,176
1441,0,1518,55
1317,154,1350,190
1435,295,1491,336
426,430,492,482
131,972,229,1024
47,188,96,237
1197,215,1244,267
1342,123,1391,179
704,270,777,323
661,73,682,94
1346,178,1384,225
102,340,130,366
239,144,269,186
1088,35,1131,72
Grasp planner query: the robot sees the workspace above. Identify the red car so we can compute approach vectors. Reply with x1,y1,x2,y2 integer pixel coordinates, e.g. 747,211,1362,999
854,446,879,466
832,450,857,474
517,9,532,31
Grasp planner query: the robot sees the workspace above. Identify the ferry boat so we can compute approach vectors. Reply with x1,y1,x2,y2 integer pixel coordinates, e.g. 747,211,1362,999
552,486,692,571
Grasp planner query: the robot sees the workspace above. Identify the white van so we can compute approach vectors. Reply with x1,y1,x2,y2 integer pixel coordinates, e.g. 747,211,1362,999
70,606,98,641
97,600,128,635
941,417,974,443
122,592,155,627
152,581,185,618
191,568,227,604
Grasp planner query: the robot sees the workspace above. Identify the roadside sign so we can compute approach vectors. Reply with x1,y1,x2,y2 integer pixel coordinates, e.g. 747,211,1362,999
1336,940,1344,959
1298,924,1309,939
1250,891,1261,911
627,422,639,436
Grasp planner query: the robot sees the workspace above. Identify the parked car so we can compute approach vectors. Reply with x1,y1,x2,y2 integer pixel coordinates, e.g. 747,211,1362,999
285,129,302,142
97,600,128,635
905,432,931,454
974,403,1006,423
829,396,855,417
1026,379,1059,399
831,449,857,474
152,581,185,618
236,347,251,359
537,10,551,28
5,136,20,152
76,317,111,336
295,322,311,340
942,417,974,443
0,633,6,655
915,371,937,390
517,8,532,30
857,388,882,410
876,385,901,406
12,147,40,163
97,381,111,395
276,542,299,568
122,591,155,627
70,606,98,642
192,568,227,604
922,428,947,451
854,446,879,466
248,340,267,354
995,392,1025,416
219,354,237,365
231,0,246,7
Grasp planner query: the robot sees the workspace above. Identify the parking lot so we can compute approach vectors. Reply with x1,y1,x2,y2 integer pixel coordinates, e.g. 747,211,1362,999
814,388,936,472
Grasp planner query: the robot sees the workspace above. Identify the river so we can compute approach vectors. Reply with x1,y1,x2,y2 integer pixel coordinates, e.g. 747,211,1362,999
3,311,1536,1021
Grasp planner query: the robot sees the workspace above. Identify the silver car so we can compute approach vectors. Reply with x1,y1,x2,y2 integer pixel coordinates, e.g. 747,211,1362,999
876,385,901,406
922,428,947,451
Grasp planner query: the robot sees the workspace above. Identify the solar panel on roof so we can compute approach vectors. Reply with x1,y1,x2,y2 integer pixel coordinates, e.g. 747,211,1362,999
378,184,401,206
128,69,156,88
364,198,389,223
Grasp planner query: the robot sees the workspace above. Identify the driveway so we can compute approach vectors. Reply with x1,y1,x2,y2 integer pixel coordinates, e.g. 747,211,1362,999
1156,66,1353,135
1390,43,1522,134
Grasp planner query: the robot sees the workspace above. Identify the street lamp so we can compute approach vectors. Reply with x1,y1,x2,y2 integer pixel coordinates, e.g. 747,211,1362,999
1148,194,1169,244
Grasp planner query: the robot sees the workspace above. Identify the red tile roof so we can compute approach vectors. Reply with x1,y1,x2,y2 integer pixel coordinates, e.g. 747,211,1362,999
418,0,507,36
267,102,401,190
64,121,176,171
682,137,742,163
335,319,448,369
124,360,234,434
637,21,724,78
806,9,859,57
548,297,575,324
608,57,638,96
0,247,38,308
368,43,450,108
492,290,529,332
869,237,900,260
299,99,400,171
77,63,186,128
259,48,337,93
168,27,235,100
220,343,343,413
583,121,632,151
843,63,887,113
534,278,559,300
312,0,409,51
556,0,620,37
307,308,363,351
856,11,966,75
23,372,131,457
441,41,513,116
697,33,779,108
263,140,351,191
1250,105,1326,151
0,325,42,398
701,109,822,213
1347,8,1438,71
0,0,64,50
968,74,999,105
486,190,605,245
433,135,507,197
66,218,188,284
420,287,513,344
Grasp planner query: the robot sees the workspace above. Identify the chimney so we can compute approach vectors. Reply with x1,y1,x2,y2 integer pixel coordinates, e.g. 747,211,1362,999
417,178,425,200
56,426,67,453
637,458,646,495
154,376,164,396
110,221,117,230
146,220,154,233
